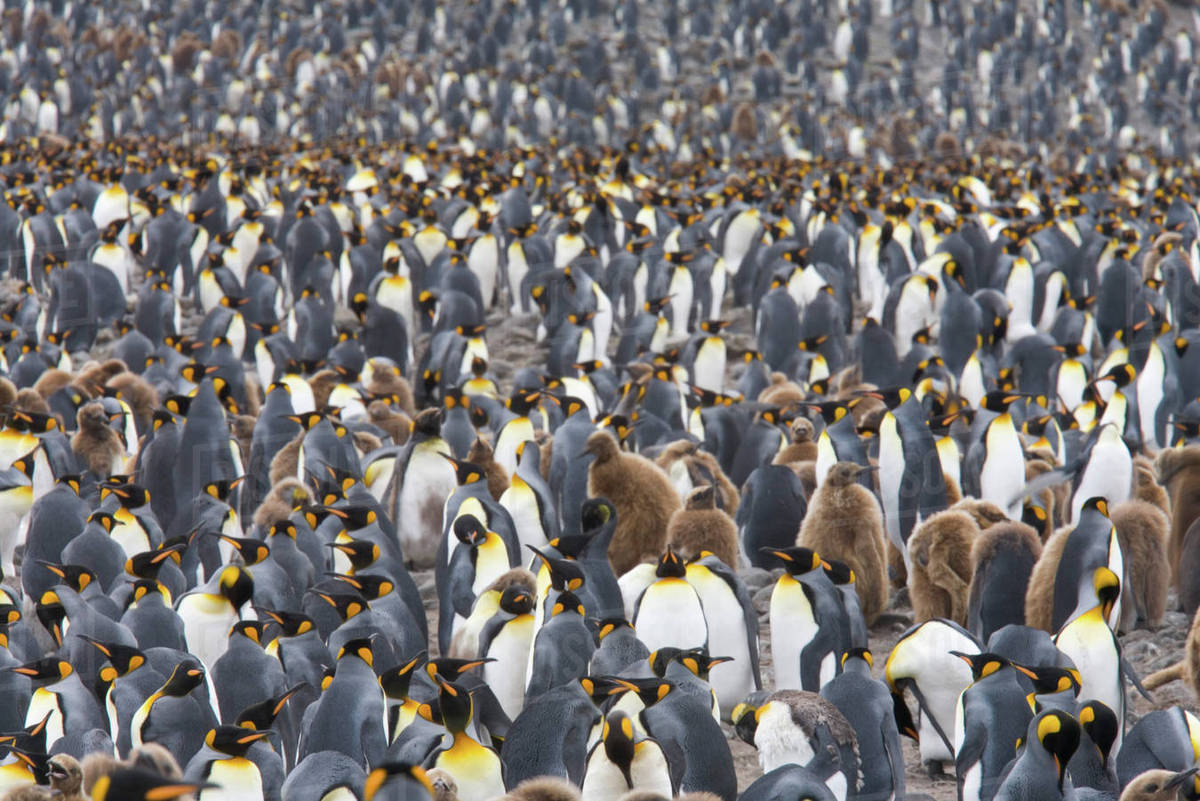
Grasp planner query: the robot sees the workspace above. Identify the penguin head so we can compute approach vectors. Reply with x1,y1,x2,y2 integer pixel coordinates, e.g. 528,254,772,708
1092,566,1121,619
159,660,205,697
411,407,442,438
204,725,272,758
1022,665,1083,698
684,484,718,510
230,620,270,646
330,572,394,601
600,710,637,778
825,461,876,488
326,539,380,571
1031,710,1082,789
507,388,541,415
323,504,379,531
80,636,146,681
46,754,81,797
654,547,687,579
551,590,586,618
731,701,761,745
949,651,1027,682
580,497,616,533
312,588,368,622
762,546,823,575
210,533,269,566
36,561,96,594
337,637,376,667
90,768,213,801
526,545,586,592
8,657,72,686
841,648,873,671
1094,363,1137,389
34,594,67,647
1119,768,1200,801
442,454,486,486
858,387,911,409
433,677,474,735
364,761,437,801
980,391,1024,414
217,565,254,610
126,543,186,580
498,586,534,616
261,609,316,638
1077,701,1119,767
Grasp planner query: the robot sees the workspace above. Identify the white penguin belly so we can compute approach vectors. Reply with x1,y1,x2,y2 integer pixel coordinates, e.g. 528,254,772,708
688,568,753,715
756,702,816,772
179,595,237,672
483,617,535,720
634,579,707,651
769,578,818,691
200,757,264,801
26,688,63,745
499,481,549,553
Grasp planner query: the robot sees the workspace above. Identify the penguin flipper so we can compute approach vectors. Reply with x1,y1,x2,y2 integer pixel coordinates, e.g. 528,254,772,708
1121,654,1154,702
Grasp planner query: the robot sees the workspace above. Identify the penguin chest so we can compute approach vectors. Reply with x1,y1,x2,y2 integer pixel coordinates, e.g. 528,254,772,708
1054,617,1121,716
482,616,535,720
1057,361,1088,411
768,577,821,691
667,267,693,336
687,569,753,712
693,338,726,393
200,757,264,801
434,732,505,801
376,275,414,324
179,594,238,669
471,536,513,597
755,702,817,773
111,507,151,556
980,416,1023,517
26,688,63,745
634,578,707,651
494,419,534,477
499,478,549,552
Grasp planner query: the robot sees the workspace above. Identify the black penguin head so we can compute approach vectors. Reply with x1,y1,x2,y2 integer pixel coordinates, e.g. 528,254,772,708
451,515,489,548
507,388,541,415
36,562,96,594
1093,566,1121,618
763,546,823,575
527,545,586,591
1077,701,1119,766
892,691,920,742
950,651,1029,682
1023,665,1083,697
34,593,66,647
326,538,380,570
823,559,857,586
337,637,375,667
329,572,394,601
498,586,534,615
841,648,873,670
235,685,304,731
580,497,616,534
209,533,269,566
550,590,586,618
600,711,637,780
88,511,118,533
426,657,493,685
89,768,213,801
204,725,271,758
654,547,686,579
1034,710,1082,787
731,701,760,745
261,609,316,638
442,454,486,486
79,636,146,681
363,761,438,801
434,677,474,735
859,387,911,409
8,657,72,686
323,504,379,531
125,542,186,579
159,660,205,697
411,407,442,437
230,620,270,646
312,588,368,622
380,653,426,700
217,565,254,610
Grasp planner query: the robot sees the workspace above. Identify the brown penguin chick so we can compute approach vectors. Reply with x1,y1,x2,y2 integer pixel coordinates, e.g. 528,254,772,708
615,794,669,801
687,447,740,517
730,101,758,142
665,485,739,568
71,401,124,476
0,376,17,408
253,478,312,529
306,369,341,411
1118,768,1200,801
230,414,256,465
268,433,305,487
71,358,127,395
425,768,458,801
789,460,818,500
45,754,83,801
31,367,73,399
365,360,415,415
906,509,979,625
1154,446,1200,580
1175,518,1200,616
350,430,382,459
501,776,581,801
13,388,49,415
950,498,1011,532
1023,525,1072,633
584,431,682,576
887,540,908,589
80,752,120,798
1144,605,1200,698
467,436,510,500
968,521,1043,640
1110,499,1169,630
367,400,412,445
943,471,963,506
534,429,555,481
757,373,806,407
106,371,161,433
1023,456,1059,539
1132,455,1169,514
773,417,819,465
797,461,889,624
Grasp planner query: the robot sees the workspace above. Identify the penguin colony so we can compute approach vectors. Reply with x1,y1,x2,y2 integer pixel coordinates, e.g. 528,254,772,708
0,0,1199,801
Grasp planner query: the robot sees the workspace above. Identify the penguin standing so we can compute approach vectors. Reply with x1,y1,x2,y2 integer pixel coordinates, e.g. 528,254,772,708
820,648,905,801
992,709,1080,801
633,548,708,653
684,553,760,718
187,726,275,801
766,547,848,692
581,710,676,801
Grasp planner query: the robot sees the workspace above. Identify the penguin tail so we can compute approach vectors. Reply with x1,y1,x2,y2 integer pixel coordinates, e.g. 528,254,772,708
1142,660,1187,691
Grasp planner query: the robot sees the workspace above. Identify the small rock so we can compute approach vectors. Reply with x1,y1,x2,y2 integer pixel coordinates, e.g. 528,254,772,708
739,567,773,591
753,585,773,614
